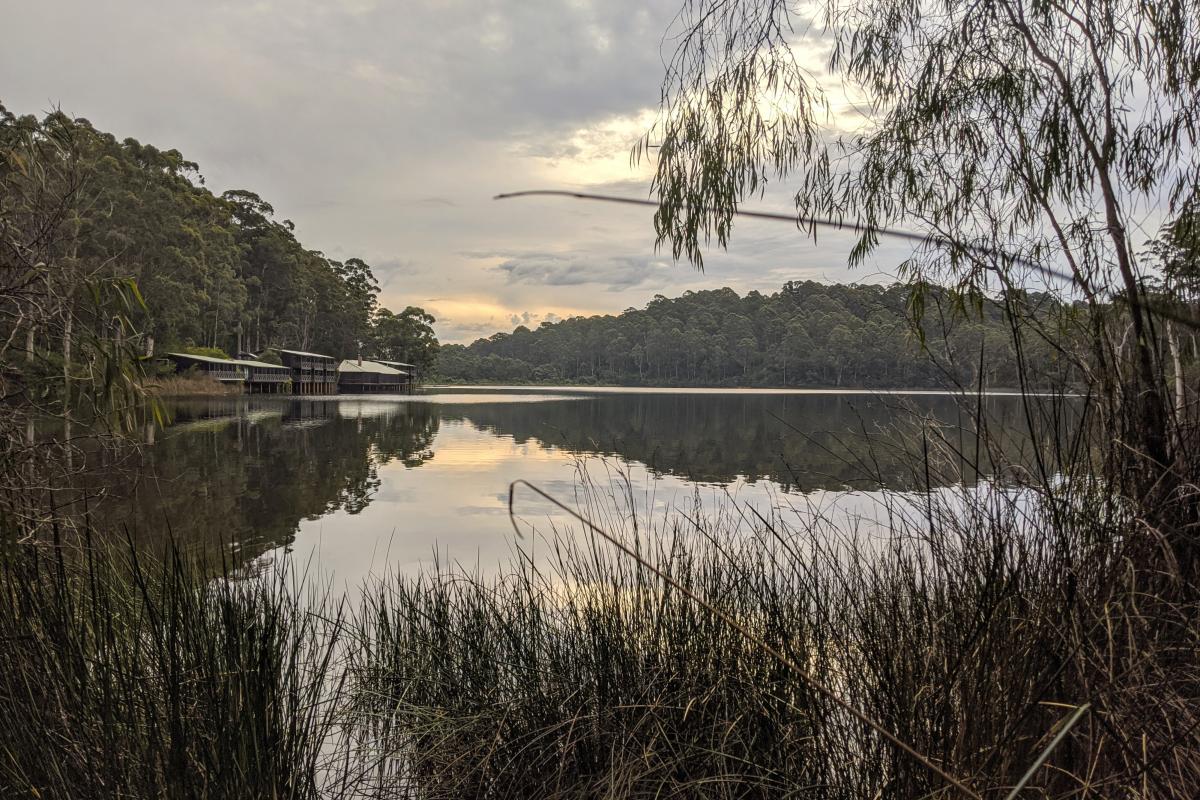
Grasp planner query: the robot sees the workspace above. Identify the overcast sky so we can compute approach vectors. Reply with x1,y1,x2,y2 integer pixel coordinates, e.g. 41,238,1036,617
2,0,909,343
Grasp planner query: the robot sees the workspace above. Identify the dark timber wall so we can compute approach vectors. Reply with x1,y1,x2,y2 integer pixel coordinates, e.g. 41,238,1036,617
278,350,338,394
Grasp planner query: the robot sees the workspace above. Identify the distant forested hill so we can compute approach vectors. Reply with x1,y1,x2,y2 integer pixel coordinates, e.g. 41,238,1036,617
0,104,437,371
436,281,1083,389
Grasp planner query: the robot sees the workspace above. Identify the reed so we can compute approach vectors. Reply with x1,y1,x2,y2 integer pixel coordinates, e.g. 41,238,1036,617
144,373,243,397
345,454,1200,798
0,532,346,800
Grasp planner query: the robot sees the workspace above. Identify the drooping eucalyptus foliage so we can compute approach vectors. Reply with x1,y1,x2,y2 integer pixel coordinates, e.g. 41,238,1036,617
645,4,1200,793
648,0,1199,475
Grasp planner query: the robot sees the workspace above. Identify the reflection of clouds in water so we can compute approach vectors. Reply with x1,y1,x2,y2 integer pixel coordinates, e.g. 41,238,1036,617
454,506,516,517
282,435,1046,599
278,413,913,594
336,395,583,418
420,394,583,404
124,392,1060,591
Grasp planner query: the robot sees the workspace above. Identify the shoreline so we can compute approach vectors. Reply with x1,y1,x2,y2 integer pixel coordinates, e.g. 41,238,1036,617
150,383,1074,400
422,383,1068,397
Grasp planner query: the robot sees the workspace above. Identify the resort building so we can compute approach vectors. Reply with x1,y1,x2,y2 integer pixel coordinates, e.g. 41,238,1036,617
167,350,417,395
166,355,295,395
165,353,247,387
166,353,292,393
278,349,339,394
237,358,292,393
377,360,418,382
336,359,413,394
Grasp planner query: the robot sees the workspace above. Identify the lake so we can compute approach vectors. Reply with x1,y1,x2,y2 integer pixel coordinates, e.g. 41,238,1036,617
83,387,1065,587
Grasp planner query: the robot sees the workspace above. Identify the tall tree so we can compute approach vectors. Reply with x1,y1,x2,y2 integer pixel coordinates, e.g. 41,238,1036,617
373,305,439,374
3,105,438,366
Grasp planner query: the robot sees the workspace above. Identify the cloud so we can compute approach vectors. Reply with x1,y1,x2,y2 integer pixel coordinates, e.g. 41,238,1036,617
507,310,560,328
491,251,673,291
2,0,895,347
436,312,560,344
512,108,659,186
427,294,606,344
411,197,456,208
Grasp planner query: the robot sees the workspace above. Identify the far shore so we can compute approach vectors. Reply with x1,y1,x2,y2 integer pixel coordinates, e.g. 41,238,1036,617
423,383,1057,397
148,379,1064,399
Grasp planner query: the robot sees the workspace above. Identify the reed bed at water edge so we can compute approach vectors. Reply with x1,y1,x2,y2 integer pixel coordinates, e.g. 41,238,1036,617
3,432,1199,797
0,533,346,800
345,457,1200,799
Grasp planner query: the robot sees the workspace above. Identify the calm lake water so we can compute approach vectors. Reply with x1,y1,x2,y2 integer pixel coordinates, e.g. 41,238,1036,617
85,387,1063,586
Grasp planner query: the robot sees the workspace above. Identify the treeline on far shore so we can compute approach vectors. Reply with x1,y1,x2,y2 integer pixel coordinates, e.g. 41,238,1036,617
435,280,1091,389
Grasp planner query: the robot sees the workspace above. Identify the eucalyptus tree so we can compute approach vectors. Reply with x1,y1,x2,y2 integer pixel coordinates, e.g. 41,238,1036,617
0,106,151,540
372,305,439,374
334,257,380,355
640,6,1200,794
81,133,246,352
0,107,152,408
646,0,1199,480
437,282,1039,388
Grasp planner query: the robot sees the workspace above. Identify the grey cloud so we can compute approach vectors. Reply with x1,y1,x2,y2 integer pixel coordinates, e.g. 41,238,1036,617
437,319,504,341
494,253,673,291
437,316,522,343
508,311,559,328
443,309,566,343
371,257,427,295
3,0,880,347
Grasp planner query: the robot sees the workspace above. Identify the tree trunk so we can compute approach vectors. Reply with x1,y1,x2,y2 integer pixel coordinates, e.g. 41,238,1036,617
62,308,73,413
1168,321,1186,419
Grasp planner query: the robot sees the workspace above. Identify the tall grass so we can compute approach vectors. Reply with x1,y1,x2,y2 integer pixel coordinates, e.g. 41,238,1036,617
145,373,244,397
0,531,346,800
346,454,1200,798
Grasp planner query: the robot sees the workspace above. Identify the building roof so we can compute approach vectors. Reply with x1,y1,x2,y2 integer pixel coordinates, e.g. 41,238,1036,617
234,358,290,371
167,352,241,366
278,348,335,360
377,360,416,369
337,359,405,375
166,352,287,371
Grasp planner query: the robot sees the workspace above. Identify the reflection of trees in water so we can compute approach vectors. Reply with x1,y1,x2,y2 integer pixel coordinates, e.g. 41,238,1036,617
89,392,1071,568
90,398,439,564
439,393,1070,491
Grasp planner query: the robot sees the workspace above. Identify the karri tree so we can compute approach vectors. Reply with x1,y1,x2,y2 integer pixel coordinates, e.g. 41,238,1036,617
373,305,439,374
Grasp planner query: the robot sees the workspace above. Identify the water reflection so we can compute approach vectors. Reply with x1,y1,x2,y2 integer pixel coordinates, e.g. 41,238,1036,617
86,389,1069,580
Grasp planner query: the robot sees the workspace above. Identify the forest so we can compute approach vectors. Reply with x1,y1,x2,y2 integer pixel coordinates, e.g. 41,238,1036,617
0,104,439,374
436,280,1084,388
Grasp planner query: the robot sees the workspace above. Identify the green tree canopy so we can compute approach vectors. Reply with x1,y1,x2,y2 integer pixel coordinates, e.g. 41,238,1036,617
436,281,1077,389
1,104,439,373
